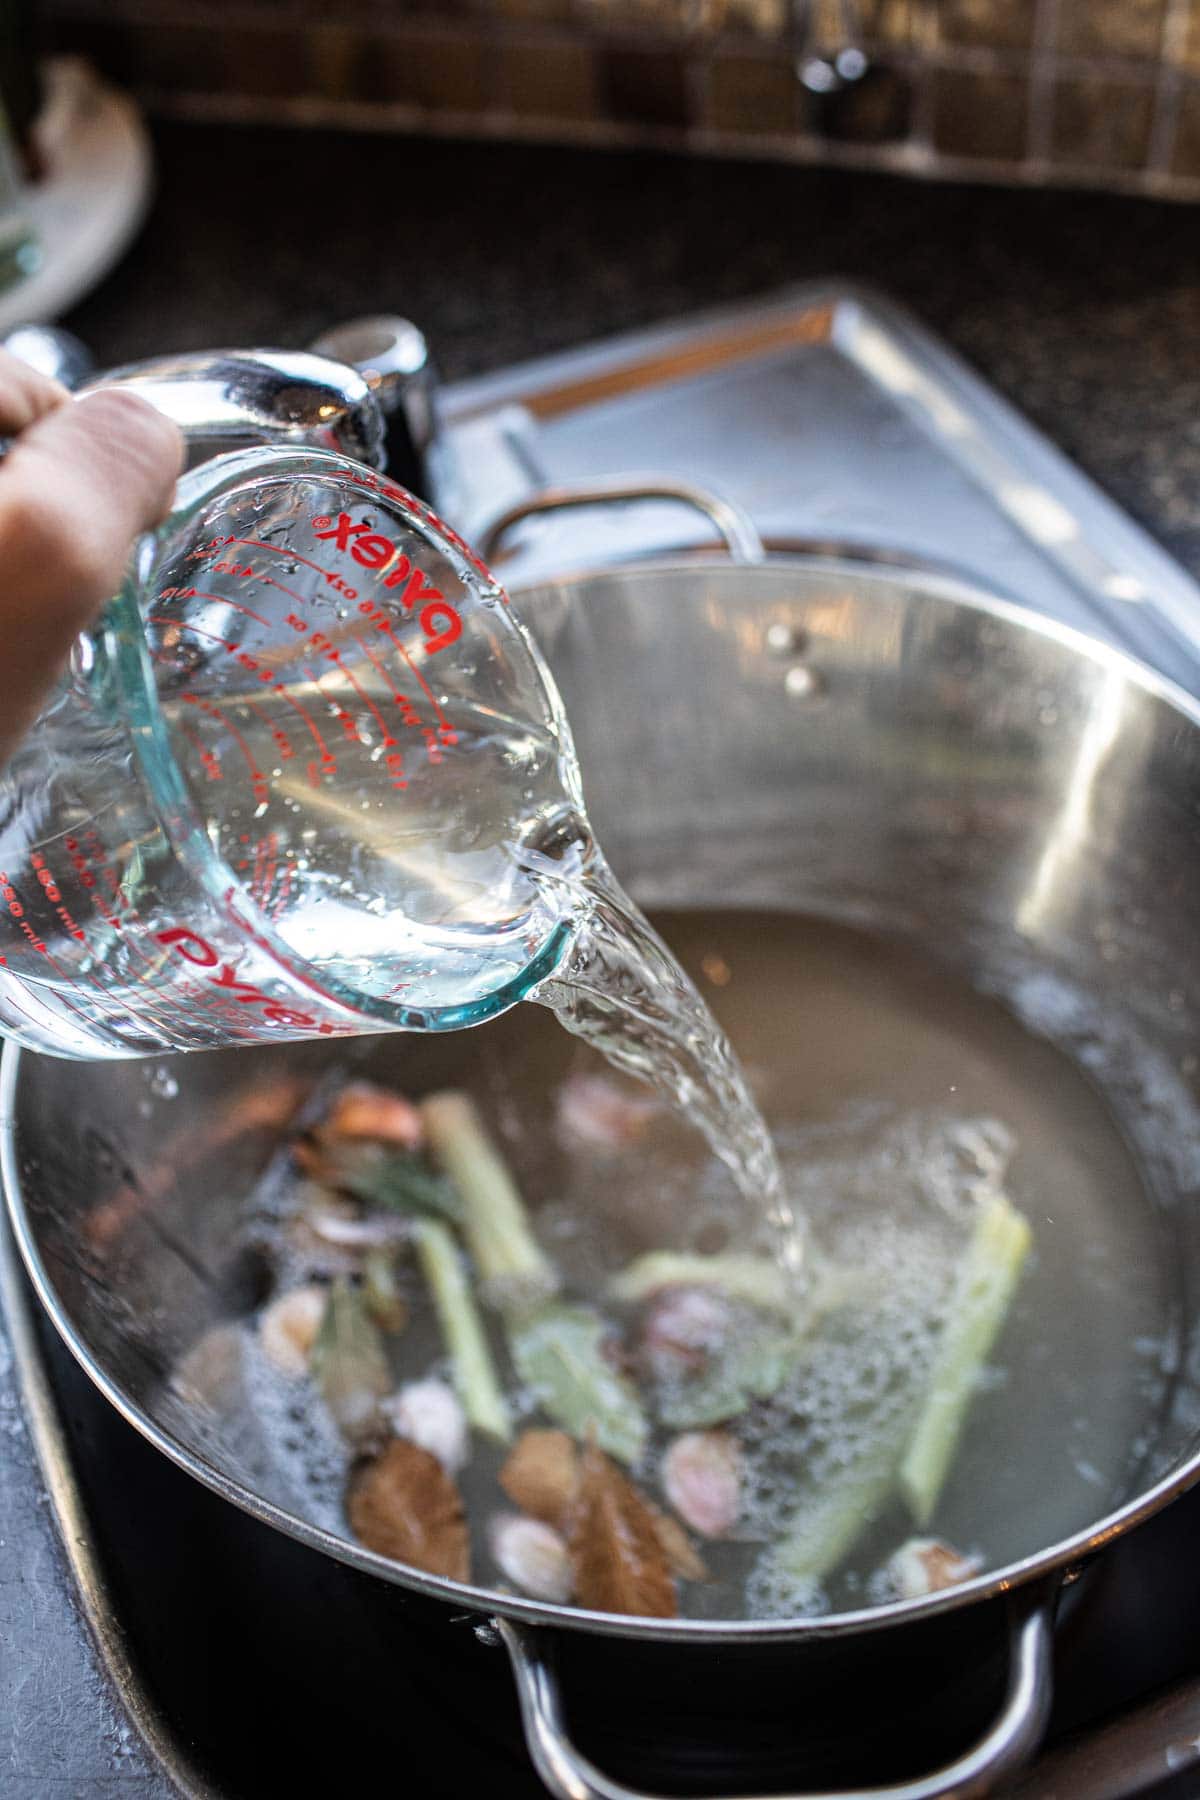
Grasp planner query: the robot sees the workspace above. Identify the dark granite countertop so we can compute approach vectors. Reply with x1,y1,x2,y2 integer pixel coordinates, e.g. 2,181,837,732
63,120,1200,577
3,119,1200,1796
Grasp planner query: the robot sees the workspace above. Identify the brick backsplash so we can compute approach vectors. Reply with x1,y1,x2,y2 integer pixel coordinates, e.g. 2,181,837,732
41,0,1200,199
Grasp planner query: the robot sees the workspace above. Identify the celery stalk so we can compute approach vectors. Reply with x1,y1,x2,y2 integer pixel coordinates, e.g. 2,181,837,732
414,1217,512,1443
899,1194,1032,1527
772,1446,904,1587
420,1092,557,1310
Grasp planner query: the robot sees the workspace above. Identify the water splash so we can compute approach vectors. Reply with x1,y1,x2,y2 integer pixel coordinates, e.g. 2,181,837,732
531,855,801,1270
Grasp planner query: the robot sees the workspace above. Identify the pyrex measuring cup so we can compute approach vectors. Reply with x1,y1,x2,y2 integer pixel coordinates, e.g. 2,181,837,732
0,445,589,1057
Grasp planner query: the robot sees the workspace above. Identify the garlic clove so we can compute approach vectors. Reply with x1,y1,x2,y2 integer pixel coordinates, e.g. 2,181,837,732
640,1285,735,1382
258,1285,327,1376
490,1513,573,1603
661,1430,740,1538
557,1073,660,1151
387,1376,469,1474
885,1537,982,1599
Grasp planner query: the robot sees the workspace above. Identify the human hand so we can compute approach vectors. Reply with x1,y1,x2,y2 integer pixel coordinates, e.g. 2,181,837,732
0,347,184,764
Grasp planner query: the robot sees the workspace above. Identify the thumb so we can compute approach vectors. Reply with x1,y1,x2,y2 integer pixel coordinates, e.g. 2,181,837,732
0,390,184,763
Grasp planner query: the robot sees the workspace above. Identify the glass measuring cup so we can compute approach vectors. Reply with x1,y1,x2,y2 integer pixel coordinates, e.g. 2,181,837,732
0,447,590,1057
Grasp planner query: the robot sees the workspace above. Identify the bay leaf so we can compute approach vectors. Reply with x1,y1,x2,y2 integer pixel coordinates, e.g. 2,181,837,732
566,1443,676,1618
647,1504,710,1583
347,1438,470,1581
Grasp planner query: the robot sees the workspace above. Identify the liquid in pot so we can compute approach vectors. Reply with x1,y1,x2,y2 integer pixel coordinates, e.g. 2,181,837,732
178,911,1179,1620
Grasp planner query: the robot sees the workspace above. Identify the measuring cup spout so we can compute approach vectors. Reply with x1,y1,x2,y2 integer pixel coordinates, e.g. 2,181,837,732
76,349,386,471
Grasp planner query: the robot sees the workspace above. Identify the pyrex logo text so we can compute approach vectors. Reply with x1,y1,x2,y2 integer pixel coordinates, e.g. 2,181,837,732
156,927,330,1031
311,513,462,655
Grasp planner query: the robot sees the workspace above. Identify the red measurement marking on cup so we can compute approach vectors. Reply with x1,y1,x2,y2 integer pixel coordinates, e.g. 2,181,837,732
354,602,458,740
251,831,279,906
386,634,452,755
63,833,127,931
355,637,417,788
181,694,269,806
355,636,422,726
180,722,224,783
280,612,396,747
350,610,452,743
0,864,171,1040
50,835,239,1041
149,615,236,649
147,631,335,784
272,858,294,921
159,587,274,630
241,696,296,765
27,850,87,941
232,538,333,583
331,658,396,746
303,664,367,749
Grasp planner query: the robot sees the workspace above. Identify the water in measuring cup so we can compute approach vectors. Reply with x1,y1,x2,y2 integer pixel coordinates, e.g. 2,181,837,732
0,445,788,1251
144,459,791,1251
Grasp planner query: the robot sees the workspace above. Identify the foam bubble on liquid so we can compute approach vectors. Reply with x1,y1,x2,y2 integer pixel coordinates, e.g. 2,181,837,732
729,1109,1017,1617
237,1325,350,1533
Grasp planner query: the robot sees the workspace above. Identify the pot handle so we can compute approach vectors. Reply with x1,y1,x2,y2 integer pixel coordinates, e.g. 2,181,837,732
497,1587,1055,1800
478,477,766,567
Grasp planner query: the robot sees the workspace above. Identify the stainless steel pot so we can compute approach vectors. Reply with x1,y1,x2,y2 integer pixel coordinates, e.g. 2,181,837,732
6,554,1200,1799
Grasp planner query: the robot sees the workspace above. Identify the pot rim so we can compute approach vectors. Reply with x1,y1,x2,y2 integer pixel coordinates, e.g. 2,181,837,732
7,553,1200,1645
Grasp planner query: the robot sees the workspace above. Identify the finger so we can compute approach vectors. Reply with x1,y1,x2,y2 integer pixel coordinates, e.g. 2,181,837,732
0,390,185,627
0,346,70,435
0,391,184,764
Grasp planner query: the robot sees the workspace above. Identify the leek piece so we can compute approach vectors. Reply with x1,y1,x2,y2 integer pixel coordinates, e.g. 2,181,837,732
508,1302,648,1466
420,1091,557,1310
899,1194,1032,1528
609,1251,792,1312
415,1217,512,1444
771,1438,906,1586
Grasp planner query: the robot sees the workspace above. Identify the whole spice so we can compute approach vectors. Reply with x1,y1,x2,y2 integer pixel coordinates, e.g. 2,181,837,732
884,1537,982,1600
647,1504,710,1582
557,1073,659,1151
325,1083,424,1150
499,1428,707,1585
347,1438,470,1581
567,1442,676,1619
258,1285,327,1377
490,1514,573,1603
638,1286,735,1384
388,1376,469,1475
661,1431,741,1539
499,1428,579,1529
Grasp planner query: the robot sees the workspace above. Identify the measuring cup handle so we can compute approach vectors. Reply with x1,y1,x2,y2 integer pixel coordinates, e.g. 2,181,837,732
497,1586,1056,1800
76,350,387,471
479,478,766,567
